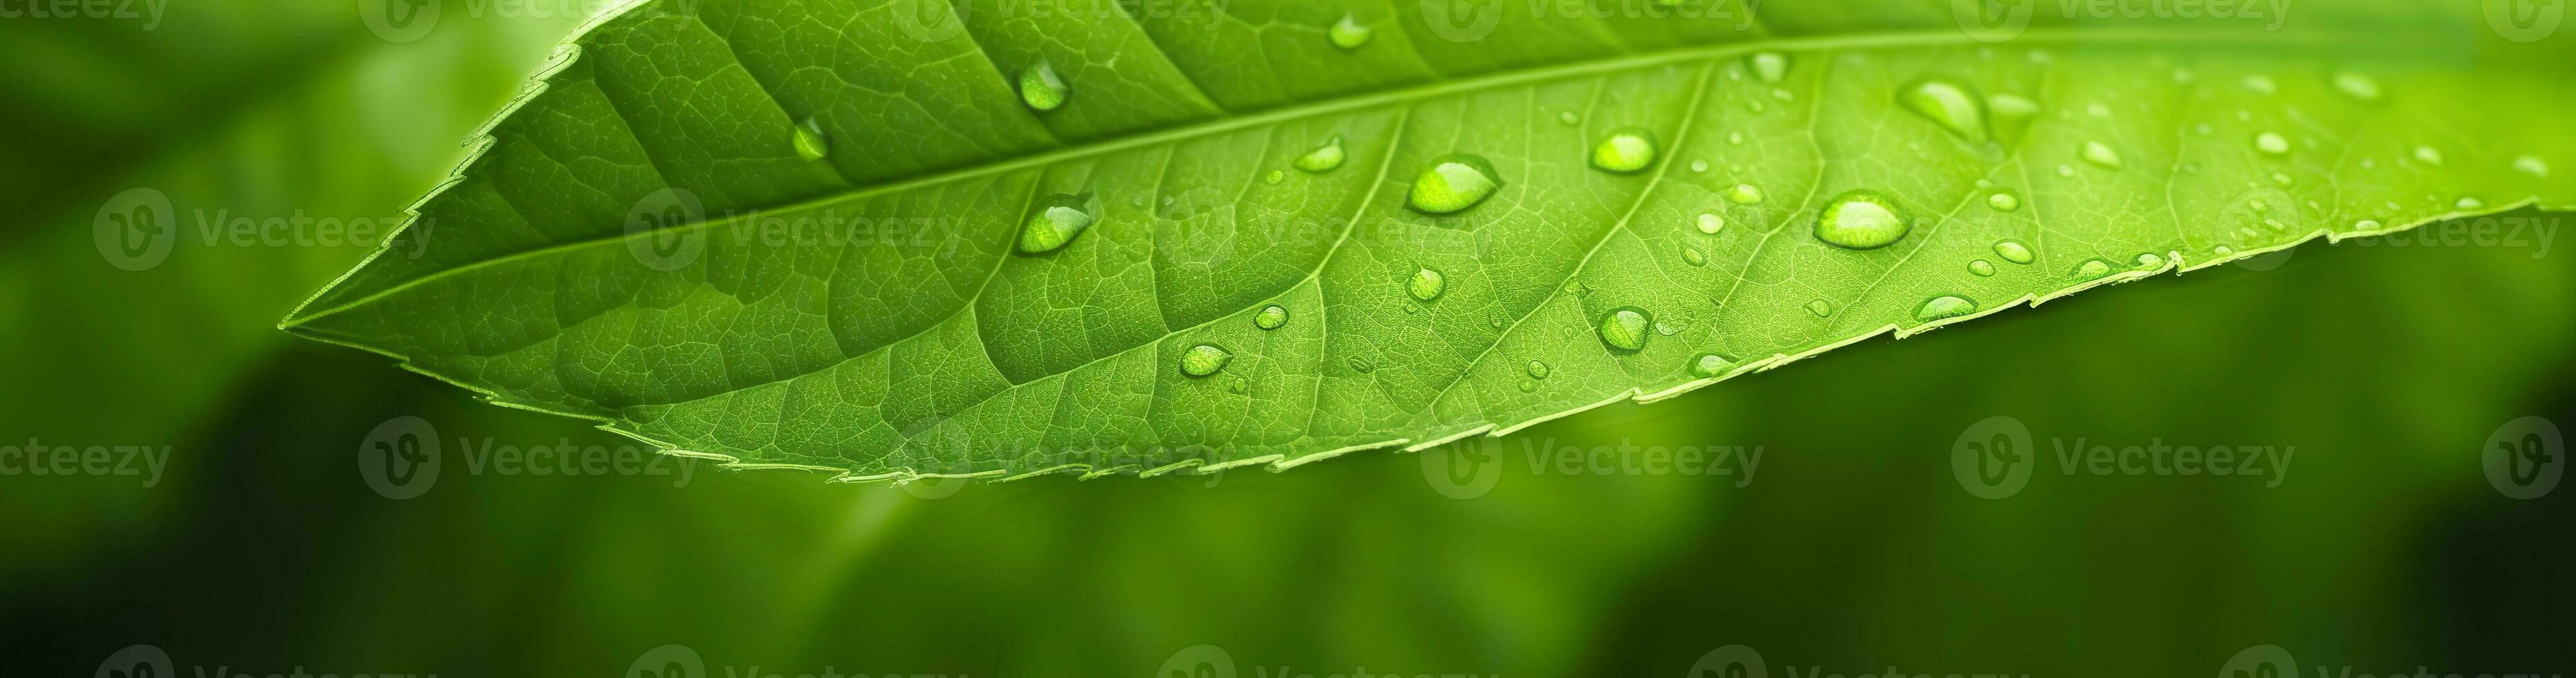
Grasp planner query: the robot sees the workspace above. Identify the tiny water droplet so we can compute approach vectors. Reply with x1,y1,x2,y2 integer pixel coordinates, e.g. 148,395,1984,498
1254,304,1288,330
1558,111,1581,126
1724,183,1764,205
1018,62,1069,111
1329,13,1372,50
1969,259,1996,277
2455,196,2485,210
1727,131,1745,145
1895,77,1989,143
1681,244,1706,266
2331,71,2382,102
2254,131,2290,156
1590,127,1660,174
1769,88,1795,101
1179,344,1233,377
791,118,829,161
1689,354,1731,378
1525,359,1549,378
2136,253,2164,267
1813,190,1913,250
2413,145,2443,165
1696,213,1724,235
1348,357,1374,374
1805,300,1832,317
2270,172,2293,186
1915,295,1977,322
1295,136,1347,173
2213,245,2234,256
1749,51,1790,83
2241,74,2277,95
2515,156,2550,177
1017,193,1095,253
1986,191,2021,212
1689,159,1709,173
1518,379,1538,392
1264,170,1285,184
1993,239,2034,264
2057,165,2076,177
1408,266,1446,301
2355,219,2382,230
1596,306,1653,353
1653,321,1680,336
2079,140,2123,170
2074,258,2113,278
1406,154,1503,214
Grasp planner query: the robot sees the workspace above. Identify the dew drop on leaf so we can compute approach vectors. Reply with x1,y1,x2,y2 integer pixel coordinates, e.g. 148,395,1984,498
1328,13,1372,50
791,118,829,161
1018,62,1069,111
1681,244,1706,266
1689,354,1731,378
2331,71,2382,102
1406,154,1502,214
2413,145,2443,165
1294,136,1347,173
1590,127,1660,174
1992,239,2035,265
1690,159,1709,173
1253,304,1288,330
1596,306,1653,353
1408,266,1446,301
1724,183,1764,205
1696,213,1724,234
2455,196,2485,210
1986,191,2021,212
2254,131,2290,156
1179,344,1233,377
2074,258,2113,279
1749,51,1790,83
1264,170,1285,184
2136,253,2164,267
1897,76,1988,143
1915,295,1978,322
1805,300,1833,317
1969,259,1996,277
2515,156,2550,176
1525,359,1549,379
1813,190,1913,250
1558,111,1581,126
1016,193,1094,254
2241,74,2277,94
2079,140,2123,170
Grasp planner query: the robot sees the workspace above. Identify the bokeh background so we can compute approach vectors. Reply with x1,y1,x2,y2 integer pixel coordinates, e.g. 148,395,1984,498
3,2,2572,677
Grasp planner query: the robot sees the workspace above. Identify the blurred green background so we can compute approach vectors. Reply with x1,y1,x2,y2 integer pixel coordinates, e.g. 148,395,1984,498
3,2,2571,677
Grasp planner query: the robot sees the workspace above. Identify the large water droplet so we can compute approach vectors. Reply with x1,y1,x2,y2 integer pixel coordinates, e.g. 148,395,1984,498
1689,353,1731,378
2331,71,2382,102
1295,136,1347,173
1329,13,1372,50
1749,51,1790,83
1254,304,1288,330
1179,344,1233,377
1724,183,1764,205
1813,190,1913,250
791,118,829,161
1406,154,1502,214
1986,191,2021,212
2254,131,2290,156
2079,141,2123,170
1696,213,1724,234
1017,193,1095,253
1915,295,1977,322
1408,266,1446,301
1993,239,2034,264
1018,62,1068,111
1525,359,1549,379
1596,306,1653,353
1896,77,1988,143
1590,127,1660,174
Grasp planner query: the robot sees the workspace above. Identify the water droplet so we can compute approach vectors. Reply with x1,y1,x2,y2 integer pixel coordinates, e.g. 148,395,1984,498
1968,259,1996,277
1295,136,1347,173
1347,357,1375,374
1689,159,1709,173
1407,266,1446,301
2241,74,2277,95
2057,165,2076,177
2413,145,2443,165
1525,359,1549,379
2136,253,2164,267
1769,88,1795,101
1179,344,1232,377
2079,141,2123,170
1558,111,1581,126
1696,213,1724,235
2331,71,2382,102
1895,77,1989,143
2455,196,2485,210
2270,172,2294,186
2074,258,2113,278
1986,93,2040,145
1681,244,1706,266
1813,190,1913,250
1805,300,1832,317
1749,51,1790,83
1596,306,1653,353
2515,156,2550,177
2254,131,2290,156
1264,170,1285,184
1724,183,1764,205
1986,191,2021,212
1590,127,1660,174
2355,219,2382,230
791,118,829,161
1915,295,1977,322
2213,245,2234,256
1018,62,1069,111
1689,354,1731,378
1727,131,1745,145
1328,13,1372,50
1254,304,1288,330
1017,193,1095,253
1406,154,1502,214
1653,321,1680,336
1518,379,1538,392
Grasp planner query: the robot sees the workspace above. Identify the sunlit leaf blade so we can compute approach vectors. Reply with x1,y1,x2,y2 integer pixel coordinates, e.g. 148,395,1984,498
284,0,2576,482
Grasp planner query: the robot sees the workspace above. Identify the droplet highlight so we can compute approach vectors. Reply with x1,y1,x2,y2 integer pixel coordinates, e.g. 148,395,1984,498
1596,306,1653,353
1179,344,1233,377
1407,266,1446,302
1295,136,1347,173
1016,193,1095,254
1018,62,1068,111
1896,77,1989,143
1329,13,1372,50
1915,295,1977,322
2079,141,2124,170
1813,190,1913,250
1254,304,1288,330
791,118,829,162
1590,127,1660,174
1406,153,1503,214
1993,239,2034,264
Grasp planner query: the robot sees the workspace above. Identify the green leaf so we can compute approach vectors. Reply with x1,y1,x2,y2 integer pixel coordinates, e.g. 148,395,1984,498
284,0,2576,482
